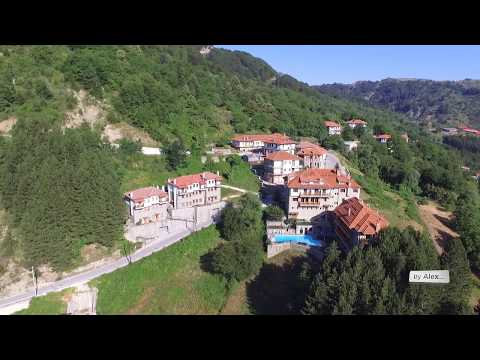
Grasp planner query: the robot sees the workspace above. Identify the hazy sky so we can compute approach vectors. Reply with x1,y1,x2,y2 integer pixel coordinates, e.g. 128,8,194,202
218,45,480,85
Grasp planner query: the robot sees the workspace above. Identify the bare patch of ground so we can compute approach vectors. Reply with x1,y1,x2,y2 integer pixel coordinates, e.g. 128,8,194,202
80,244,109,264
0,117,17,134
64,90,107,129
418,201,459,255
66,284,98,315
102,122,158,147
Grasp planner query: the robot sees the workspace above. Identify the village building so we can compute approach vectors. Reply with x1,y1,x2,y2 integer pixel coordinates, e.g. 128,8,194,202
462,127,480,136
347,119,367,129
296,141,328,168
401,133,409,143
263,151,302,184
374,134,391,143
230,133,295,154
344,140,360,152
442,127,459,136
324,121,343,135
285,168,361,221
124,186,171,225
334,197,389,248
167,172,222,209
231,134,268,153
263,134,296,155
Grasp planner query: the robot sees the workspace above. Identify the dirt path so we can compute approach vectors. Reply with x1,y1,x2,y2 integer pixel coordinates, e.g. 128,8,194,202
418,201,459,255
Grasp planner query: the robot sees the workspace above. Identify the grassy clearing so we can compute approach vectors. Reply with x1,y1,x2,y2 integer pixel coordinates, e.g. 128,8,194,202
15,289,72,315
221,187,243,199
225,162,260,193
354,175,423,230
93,226,229,315
221,249,313,315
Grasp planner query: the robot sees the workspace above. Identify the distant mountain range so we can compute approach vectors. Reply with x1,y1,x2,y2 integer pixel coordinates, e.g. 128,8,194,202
315,78,480,128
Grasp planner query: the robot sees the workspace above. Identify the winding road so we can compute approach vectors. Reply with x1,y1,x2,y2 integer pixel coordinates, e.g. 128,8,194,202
0,219,216,313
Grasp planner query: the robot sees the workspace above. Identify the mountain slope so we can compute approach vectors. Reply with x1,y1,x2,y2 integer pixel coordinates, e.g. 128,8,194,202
0,45,417,149
315,78,480,127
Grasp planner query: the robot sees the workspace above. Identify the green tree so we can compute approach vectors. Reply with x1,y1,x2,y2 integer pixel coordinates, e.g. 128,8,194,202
164,140,187,171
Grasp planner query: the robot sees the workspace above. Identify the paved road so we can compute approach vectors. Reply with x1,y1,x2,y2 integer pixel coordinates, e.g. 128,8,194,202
0,219,215,312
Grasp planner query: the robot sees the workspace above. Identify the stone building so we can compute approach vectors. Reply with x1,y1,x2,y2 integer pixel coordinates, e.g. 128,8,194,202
263,151,302,184
334,197,389,248
286,168,360,221
124,186,171,225
324,121,343,135
347,119,368,129
167,172,222,209
296,142,327,168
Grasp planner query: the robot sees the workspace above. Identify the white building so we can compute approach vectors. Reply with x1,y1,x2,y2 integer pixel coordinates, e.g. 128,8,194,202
344,140,360,152
167,172,222,209
231,133,295,154
347,119,368,129
324,121,343,135
286,168,361,221
124,186,171,225
141,147,162,155
263,151,302,184
296,142,328,168
374,134,391,143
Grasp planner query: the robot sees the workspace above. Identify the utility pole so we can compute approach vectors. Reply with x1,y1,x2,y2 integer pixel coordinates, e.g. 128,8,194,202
31,266,38,297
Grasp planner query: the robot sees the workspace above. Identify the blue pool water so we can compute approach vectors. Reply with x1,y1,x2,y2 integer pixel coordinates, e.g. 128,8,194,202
273,234,322,247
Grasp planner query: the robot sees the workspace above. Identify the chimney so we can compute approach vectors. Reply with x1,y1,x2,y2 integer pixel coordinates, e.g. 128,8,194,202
348,207,351,217
375,221,381,232
216,171,220,176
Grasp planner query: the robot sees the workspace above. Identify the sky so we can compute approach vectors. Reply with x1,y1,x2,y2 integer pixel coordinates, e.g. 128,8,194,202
217,45,480,85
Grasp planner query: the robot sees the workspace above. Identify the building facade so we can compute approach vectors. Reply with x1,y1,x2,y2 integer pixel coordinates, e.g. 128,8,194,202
296,142,327,168
324,121,343,135
231,133,295,154
374,134,391,143
124,186,171,225
167,172,222,209
334,197,389,248
286,168,361,221
263,151,302,184
347,119,368,129
344,141,360,152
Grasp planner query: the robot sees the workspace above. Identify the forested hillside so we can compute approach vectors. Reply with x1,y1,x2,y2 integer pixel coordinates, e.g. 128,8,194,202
316,78,480,127
0,45,479,278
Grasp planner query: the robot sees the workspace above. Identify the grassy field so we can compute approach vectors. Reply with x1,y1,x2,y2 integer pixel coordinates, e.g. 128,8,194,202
92,226,229,315
15,289,72,315
224,162,260,193
354,175,424,231
221,249,314,315
221,187,243,199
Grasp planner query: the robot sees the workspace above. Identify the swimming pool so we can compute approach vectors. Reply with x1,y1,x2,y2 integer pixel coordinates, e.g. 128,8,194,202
272,234,322,247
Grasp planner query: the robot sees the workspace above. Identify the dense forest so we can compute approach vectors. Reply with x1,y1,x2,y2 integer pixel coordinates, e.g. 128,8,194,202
0,120,124,270
0,45,479,294
316,78,480,127
302,227,472,315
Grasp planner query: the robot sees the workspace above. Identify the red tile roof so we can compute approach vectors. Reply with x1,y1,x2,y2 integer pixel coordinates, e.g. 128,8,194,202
297,146,327,157
168,172,222,189
324,121,342,128
287,168,360,190
374,134,392,140
231,133,294,144
265,151,301,161
347,119,367,125
335,198,389,236
462,127,480,135
125,187,168,203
